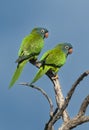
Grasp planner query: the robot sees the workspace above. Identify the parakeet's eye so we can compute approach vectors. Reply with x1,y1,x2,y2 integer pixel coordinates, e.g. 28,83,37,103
41,29,45,33
65,45,69,49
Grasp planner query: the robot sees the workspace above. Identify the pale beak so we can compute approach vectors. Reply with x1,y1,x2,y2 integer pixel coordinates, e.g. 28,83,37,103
44,32,49,38
68,48,73,54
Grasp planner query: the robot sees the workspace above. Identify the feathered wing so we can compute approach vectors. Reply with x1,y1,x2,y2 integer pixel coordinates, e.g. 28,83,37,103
30,50,52,84
30,66,50,84
9,60,27,88
18,36,28,56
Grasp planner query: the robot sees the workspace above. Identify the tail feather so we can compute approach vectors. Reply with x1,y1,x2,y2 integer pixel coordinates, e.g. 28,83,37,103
9,60,27,88
31,66,50,84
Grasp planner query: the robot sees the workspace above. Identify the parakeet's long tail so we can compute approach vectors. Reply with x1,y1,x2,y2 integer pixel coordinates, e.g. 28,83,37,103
9,60,27,88
30,66,50,84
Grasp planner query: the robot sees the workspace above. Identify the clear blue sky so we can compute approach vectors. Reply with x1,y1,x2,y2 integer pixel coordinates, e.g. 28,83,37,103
0,0,89,130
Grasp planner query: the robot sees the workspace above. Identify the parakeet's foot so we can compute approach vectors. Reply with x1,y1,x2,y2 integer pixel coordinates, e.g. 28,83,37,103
51,75,59,80
30,58,37,63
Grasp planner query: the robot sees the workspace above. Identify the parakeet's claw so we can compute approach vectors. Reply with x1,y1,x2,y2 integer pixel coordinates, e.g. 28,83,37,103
50,71,59,80
30,58,37,63
51,74,59,80
35,60,44,65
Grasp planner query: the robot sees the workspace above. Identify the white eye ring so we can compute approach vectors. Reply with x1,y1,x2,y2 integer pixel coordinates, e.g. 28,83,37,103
65,45,69,49
41,29,45,33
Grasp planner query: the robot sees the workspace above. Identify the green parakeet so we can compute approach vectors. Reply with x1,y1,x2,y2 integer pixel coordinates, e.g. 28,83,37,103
31,42,73,84
9,27,49,88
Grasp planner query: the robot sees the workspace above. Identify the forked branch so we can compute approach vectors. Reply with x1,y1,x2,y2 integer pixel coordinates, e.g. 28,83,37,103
45,70,89,130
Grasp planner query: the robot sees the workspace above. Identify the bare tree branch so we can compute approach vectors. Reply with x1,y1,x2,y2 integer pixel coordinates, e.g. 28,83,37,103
44,70,89,130
54,70,89,121
58,115,89,130
19,82,54,117
52,77,70,122
78,95,89,116
64,70,89,106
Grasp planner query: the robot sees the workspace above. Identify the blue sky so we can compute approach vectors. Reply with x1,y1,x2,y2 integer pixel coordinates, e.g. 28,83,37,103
0,0,89,130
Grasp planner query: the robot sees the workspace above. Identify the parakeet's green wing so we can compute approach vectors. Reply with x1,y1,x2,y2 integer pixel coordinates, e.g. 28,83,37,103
9,60,27,88
30,50,52,84
18,33,44,57
18,35,30,56
41,47,66,67
40,50,52,61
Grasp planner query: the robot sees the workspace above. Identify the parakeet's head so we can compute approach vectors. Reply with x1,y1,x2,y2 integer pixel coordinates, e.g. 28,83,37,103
59,43,73,55
32,27,49,39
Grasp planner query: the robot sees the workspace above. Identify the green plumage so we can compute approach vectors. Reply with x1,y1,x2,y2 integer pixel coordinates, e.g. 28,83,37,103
9,27,48,88
31,42,73,84
9,61,27,87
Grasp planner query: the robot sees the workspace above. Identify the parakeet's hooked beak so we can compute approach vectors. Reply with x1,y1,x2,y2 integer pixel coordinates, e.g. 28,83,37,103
44,31,49,38
68,48,73,54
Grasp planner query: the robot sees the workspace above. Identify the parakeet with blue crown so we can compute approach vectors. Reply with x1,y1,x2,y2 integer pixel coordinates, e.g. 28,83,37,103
31,42,73,84
9,27,49,88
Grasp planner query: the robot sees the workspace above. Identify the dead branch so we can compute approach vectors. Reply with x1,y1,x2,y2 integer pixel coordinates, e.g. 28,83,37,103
58,115,89,130
44,71,89,130
19,82,54,117
78,95,89,116
58,95,89,130
64,70,89,107
54,70,89,121
52,76,70,122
